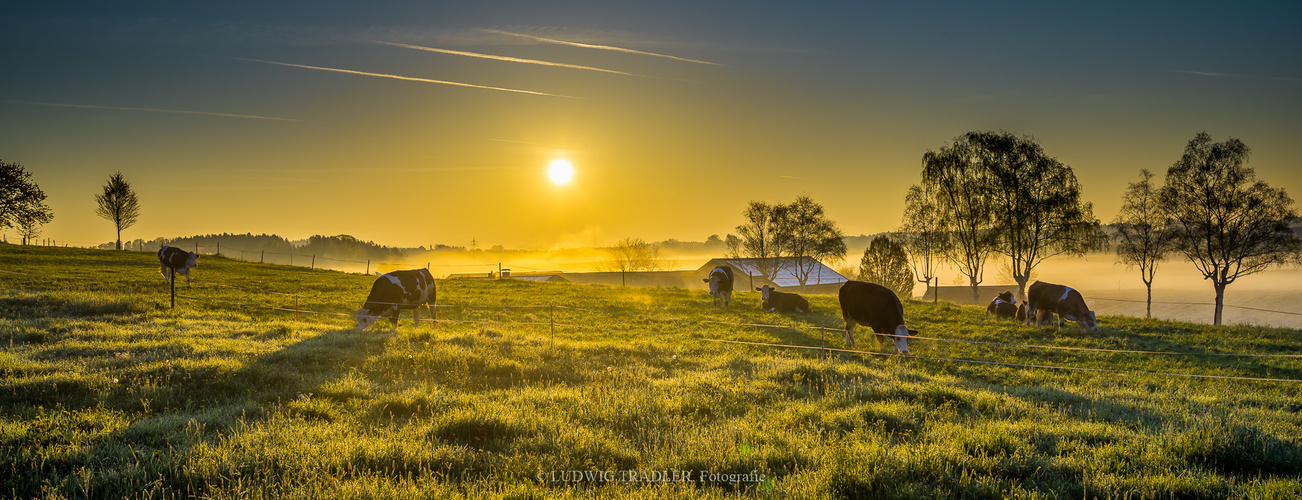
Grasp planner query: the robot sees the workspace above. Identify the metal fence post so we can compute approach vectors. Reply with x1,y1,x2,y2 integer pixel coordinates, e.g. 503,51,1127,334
170,268,176,309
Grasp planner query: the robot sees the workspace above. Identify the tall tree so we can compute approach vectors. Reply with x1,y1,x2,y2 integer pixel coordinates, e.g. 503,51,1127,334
0,160,54,237
95,172,141,250
1160,132,1301,325
773,195,847,288
1113,169,1176,318
922,135,999,303
898,184,951,300
594,237,676,272
733,201,783,280
858,235,914,298
973,131,1104,301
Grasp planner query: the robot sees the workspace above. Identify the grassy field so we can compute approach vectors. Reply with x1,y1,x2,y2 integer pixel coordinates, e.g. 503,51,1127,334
2,244,1302,499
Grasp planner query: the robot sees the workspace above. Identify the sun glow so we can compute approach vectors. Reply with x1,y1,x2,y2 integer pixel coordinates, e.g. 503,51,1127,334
548,159,574,185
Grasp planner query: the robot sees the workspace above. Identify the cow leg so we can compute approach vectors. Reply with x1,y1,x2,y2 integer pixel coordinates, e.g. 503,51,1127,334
724,291,732,310
842,316,858,348
413,305,420,328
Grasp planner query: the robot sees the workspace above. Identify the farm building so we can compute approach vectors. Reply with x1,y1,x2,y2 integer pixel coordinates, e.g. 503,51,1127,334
697,257,849,295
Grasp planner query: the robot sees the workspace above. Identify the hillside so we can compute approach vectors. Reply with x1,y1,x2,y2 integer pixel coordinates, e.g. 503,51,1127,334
2,245,1301,498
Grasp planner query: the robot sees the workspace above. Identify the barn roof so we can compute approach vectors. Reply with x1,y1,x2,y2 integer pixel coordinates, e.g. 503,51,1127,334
698,257,848,289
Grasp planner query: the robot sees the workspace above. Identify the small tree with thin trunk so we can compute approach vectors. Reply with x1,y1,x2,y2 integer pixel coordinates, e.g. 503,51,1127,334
922,135,1000,304
1113,169,1176,318
1160,132,1302,325
772,195,847,289
898,184,951,301
733,201,783,281
594,237,676,272
95,172,141,250
858,235,915,298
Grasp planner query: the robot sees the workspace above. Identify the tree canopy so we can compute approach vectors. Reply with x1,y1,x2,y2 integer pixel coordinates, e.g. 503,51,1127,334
1113,169,1175,318
0,160,54,236
858,235,914,298
1160,132,1301,325
95,172,141,251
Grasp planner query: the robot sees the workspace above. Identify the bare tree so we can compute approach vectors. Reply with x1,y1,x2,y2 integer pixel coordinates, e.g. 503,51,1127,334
898,184,951,300
1161,132,1302,325
733,201,783,280
17,213,43,245
973,131,1104,301
922,135,999,303
772,195,847,288
95,172,141,250
858,235,914,298
0,160,54,236
594,237,676,272
1113,169,1176,318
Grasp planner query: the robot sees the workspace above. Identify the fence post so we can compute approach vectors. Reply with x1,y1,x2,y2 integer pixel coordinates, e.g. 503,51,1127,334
821,327,826,361
311,254,315,269
366,260,370,275
550,304,555,345
170,268,176,309
217,242,220,256
261,250,264,263
196,242,199,254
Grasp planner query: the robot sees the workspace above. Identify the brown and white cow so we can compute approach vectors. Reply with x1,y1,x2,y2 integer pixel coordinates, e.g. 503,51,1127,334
1025,280,1097,332
158,245,198,286
986,291,1019,319
838,281,916,353
356,269,437,329
702,266,734,311
756,285,810,313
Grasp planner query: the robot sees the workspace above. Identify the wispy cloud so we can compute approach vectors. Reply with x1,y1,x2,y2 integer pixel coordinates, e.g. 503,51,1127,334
373,40,645,77
1172,70,1302,83
2,100,308,122
485,29,721,66
231,58,577,98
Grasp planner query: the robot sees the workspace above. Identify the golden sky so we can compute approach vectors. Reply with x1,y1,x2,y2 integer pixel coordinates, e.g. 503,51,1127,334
2,2,1299,249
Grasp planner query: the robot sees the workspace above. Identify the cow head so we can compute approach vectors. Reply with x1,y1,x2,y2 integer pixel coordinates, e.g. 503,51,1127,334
756,285,774,301
996,291,1013,303
355,308,379,329
187,252,198,268
890,325,913,354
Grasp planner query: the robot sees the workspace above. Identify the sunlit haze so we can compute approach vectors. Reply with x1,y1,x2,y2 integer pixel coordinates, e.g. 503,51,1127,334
2,2,1299,251
548,159,574,185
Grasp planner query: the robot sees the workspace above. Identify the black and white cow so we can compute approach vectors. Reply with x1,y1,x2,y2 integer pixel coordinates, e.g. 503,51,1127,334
1025,280,1097,332
356,269,437,329
837,281,916,353
986,291,1019,319
158,245,198,286
701,266,734,310
756,285,810,313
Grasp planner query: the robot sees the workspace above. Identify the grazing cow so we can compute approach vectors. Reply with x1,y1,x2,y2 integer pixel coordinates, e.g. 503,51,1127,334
157,245,198,286
837,281,917,353
756,285,810,313
986,291,1019,319
356,269,437,329
1025,281,1097,332
702,266,734,310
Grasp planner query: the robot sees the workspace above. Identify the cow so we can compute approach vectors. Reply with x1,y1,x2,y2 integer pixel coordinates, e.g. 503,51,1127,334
702,266,734,310
158,245,198,286
1025,280,1097,332
756,285,810,313
986,291,1019,319
356,269,437,330
837,281,917,353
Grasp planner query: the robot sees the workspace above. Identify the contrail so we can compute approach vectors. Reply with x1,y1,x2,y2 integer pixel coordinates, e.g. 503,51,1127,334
232,57,576,98
2,100,307,121
373,40,644,77
485,29,720,66
1172,69,1302,83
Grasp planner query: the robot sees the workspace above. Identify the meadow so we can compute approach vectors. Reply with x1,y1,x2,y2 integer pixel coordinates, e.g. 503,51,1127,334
2,244,1301,499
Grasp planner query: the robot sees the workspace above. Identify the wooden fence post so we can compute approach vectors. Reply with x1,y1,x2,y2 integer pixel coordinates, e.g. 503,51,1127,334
170,268,176,309
261,250,264,263
311,254,315,269
366,260,370,275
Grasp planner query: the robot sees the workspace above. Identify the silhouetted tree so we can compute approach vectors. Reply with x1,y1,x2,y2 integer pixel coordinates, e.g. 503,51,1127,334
974,131,1104,301
733,201,783,280
922,135,999,303
859,235,914,298
595,237,676,272
898,184,951,300
1113,169,1176,317
773,195,847,288
1161,132,1301,325
95,172,141,250
0,160,54,238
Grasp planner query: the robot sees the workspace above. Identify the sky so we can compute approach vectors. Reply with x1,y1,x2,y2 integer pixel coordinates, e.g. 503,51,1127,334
2,1,1300,250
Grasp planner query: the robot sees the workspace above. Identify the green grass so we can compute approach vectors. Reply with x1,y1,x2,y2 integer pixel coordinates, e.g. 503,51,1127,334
2,244,1302,499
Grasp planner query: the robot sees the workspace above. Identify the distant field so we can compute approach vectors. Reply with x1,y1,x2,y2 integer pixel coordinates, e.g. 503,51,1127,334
3,244,1302,499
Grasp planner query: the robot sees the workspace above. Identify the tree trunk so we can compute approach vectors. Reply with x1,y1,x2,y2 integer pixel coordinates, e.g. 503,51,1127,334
1213,283,1225,325
970,277,980,305
1145,285,1152,318
116,228,122,251
1015,276,1029,303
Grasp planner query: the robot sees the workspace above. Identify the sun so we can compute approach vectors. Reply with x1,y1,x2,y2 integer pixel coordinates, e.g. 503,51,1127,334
548,159,574,185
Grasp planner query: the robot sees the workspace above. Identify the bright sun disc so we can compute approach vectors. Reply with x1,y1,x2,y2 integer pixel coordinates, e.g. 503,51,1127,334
548,159,574,185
